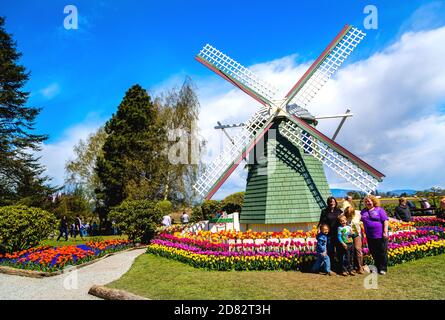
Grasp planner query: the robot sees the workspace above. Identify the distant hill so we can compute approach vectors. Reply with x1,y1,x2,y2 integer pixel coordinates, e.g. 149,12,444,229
330,188,417,198
330,189,354,198
387,189,417,196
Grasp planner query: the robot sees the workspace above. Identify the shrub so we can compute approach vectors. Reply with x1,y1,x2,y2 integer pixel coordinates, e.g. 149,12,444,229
0,205,57,253
381,203,398,217
190,205,203,223
109,200,162,243
155,200,173,217
201,200,222,220
222,192,244,214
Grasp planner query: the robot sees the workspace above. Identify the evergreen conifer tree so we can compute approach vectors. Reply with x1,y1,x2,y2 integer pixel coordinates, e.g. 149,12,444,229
0,17,54,206
95,84,166,224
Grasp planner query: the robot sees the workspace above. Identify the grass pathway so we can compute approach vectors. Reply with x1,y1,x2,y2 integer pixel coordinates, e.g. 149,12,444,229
0,248,146,300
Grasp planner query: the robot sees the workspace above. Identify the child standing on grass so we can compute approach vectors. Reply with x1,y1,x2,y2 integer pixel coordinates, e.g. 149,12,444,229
337,215,356,276
344,206,365,274
311,224,336,276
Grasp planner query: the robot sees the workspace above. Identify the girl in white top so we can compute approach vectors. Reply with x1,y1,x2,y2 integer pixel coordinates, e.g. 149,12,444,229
344,206,364,274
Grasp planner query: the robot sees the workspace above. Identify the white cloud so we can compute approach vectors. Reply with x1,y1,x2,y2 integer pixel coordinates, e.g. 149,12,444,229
380,115,445,187
38,118,104,186
40,83,61,99
399,1,445,34
191,25,445,198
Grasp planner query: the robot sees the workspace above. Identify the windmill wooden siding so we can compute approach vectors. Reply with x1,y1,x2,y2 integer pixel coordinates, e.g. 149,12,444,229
241,120,331,228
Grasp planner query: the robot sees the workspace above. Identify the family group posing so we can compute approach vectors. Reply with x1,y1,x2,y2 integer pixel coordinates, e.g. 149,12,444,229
312,195,389,277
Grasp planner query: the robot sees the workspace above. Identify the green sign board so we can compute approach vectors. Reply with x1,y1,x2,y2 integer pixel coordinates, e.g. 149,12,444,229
209,218,234,224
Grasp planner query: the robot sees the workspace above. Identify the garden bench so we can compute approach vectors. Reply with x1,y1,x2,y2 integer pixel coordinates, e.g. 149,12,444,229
410,207,436,216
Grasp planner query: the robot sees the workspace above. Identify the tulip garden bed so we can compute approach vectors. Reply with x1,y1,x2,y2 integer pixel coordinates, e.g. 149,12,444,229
146,217,445,271
0,239,133,273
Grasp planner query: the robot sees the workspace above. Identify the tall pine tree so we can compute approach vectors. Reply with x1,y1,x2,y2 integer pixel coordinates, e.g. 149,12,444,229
95,84,166,223
0,16,53,206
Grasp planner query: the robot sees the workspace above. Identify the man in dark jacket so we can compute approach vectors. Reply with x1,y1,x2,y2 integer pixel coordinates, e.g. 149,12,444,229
394,197,412,222
57,216,69,241
74,215,84,240
437,197,445,218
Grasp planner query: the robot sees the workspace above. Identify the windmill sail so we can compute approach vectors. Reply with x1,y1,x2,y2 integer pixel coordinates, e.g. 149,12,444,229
280,115,384,194
196,44,278,106
285,25,366,112
194,24,384,200
193,107,274,199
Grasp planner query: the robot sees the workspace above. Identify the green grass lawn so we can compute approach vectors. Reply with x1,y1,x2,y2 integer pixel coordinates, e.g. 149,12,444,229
40,235,127,247
108,253,445,300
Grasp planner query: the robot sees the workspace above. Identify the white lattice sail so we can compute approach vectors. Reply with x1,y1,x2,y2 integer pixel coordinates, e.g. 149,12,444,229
197,44,278,105
193,107,272,198
280,118,381,194
286,26,366,111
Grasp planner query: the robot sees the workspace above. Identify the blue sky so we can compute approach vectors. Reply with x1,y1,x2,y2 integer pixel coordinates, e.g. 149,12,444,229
2,0,445,197
1,0,433,140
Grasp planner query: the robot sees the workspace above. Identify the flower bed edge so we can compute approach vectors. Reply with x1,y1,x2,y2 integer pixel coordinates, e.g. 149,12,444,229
0,245,148,278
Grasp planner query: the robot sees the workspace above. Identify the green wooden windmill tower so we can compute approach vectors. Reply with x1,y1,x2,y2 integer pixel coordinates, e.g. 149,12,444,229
240,108,332,231
193,25,385,231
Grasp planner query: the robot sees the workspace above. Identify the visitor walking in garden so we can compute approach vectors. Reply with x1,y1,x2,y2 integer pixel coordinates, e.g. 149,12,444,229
318,196,343,272
311,224,335,276
361,195,389,275
394,197,412,222
436,197,445,218
84,222,90,236
344,206,364,274
111,220,118,235
162,214,172,227
180,211,190,224
70,223,76,238
56,216,69,241
92,221,99,236
74,215,84,240
420,198,433,215
407,199,416,211
337,215,356,276
438,197,445,218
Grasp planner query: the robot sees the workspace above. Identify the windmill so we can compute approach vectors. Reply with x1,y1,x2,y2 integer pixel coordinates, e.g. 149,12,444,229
193,25,385,231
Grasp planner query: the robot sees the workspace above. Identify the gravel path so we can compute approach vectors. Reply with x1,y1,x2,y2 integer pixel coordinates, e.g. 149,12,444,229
0,248,146,300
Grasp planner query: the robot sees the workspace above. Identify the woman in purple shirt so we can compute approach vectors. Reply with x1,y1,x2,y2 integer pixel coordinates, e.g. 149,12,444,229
361,195,389,275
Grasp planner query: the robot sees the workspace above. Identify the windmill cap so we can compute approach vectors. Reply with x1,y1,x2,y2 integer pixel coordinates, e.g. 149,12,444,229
287,104,315,120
